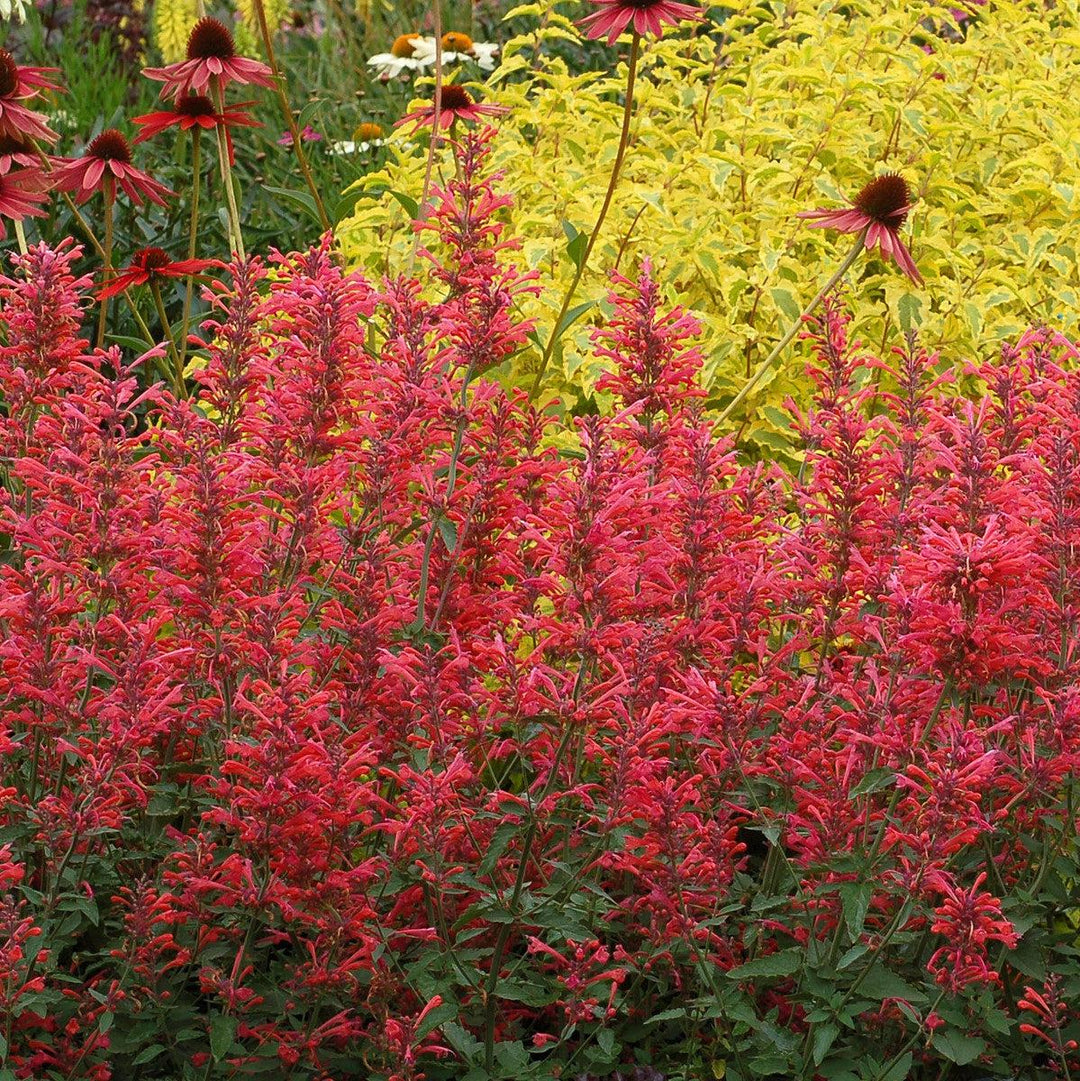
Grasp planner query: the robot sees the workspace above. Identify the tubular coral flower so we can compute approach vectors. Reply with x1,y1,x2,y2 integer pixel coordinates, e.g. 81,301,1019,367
0,51,60,143
53,129,173,206
395,84,509,131
97,247,222,299
579,0,703,45
143,17,275,101
798,172,924,285
0,168,47,235
925,872,1017,992
132,94,259,142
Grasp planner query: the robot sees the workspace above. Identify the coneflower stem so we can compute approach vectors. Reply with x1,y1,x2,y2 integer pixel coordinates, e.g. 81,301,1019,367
251,0,331,233
149,278,184,397
96,184,115,349
180,128,201,373
212,80,246,261
716,231,867,428
12,219,27,255
408,7,443,274
531,30,640,399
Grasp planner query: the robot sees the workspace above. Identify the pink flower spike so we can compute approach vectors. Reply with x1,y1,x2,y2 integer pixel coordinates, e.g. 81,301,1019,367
579,0,703,45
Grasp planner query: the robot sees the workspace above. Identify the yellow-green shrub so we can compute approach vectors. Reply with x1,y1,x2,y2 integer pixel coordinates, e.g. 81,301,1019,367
339,0,1080,451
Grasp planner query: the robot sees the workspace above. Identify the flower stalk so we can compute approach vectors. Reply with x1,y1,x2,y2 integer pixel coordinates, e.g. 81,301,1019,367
250,0,331,233
716,231,865,427
531,31,640,398
212,80,245,259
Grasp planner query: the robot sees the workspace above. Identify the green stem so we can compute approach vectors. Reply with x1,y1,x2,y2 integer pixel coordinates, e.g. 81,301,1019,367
180,127,201,372
531,31,640,399
212,79,246,260
150,278,185,397
407,5,443,274
96,183,114,349
12,218,27,255
716,231,866,428
251,0,331,232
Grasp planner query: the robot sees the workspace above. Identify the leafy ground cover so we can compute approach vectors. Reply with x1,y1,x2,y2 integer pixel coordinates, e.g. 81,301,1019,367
0,2,1078,1080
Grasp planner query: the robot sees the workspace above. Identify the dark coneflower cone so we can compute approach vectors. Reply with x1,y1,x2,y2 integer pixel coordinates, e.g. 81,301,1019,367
0,51,20,98
135,248,171,272
0,132,30,154
87,129,132,163
187,17,237,61
439,84,473,110
176,95,216,118
853,173,911,227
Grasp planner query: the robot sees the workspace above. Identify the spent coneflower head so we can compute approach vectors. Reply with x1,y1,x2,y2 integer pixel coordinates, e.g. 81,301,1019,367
54,129,173,207
98,246,222,299
0,50,59,143
798,172,923,285
143,17,275,101
579,0,703,45
395,84,510,131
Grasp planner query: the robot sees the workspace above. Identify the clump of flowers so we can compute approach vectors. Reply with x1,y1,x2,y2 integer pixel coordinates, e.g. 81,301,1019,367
0,129,1079,1081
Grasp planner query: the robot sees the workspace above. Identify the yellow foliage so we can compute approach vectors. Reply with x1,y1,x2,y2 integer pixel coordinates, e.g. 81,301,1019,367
235,0,291,39
152,0,199,63
338,0,1080,447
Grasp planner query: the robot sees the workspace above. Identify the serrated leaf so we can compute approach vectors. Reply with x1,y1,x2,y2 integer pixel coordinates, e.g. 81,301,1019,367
209,1014,237,1061
726,949,800,979
932,1029,987,1065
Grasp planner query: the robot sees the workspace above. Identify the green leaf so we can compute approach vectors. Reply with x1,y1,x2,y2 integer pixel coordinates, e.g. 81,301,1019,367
877,1052,912,1081
436,515,458,552
932,1029,987,1066
209,1014,237,1061
770,286,801,323
562,220,588,270
855,966,927,1003
132,1043,166,1066
388,189,420,219
896,292,922,333
264,186,321,226
840,882,872,939
812,1022,839,1066
726,949,800,979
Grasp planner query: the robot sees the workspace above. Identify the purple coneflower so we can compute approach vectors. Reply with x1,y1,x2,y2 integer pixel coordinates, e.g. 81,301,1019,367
579,0,702,45
798,173,923,285
396,84,509,131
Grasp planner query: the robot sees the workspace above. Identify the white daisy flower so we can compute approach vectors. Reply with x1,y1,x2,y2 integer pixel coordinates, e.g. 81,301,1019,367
367,34,436,79
0,0,30,23
412,34,500,72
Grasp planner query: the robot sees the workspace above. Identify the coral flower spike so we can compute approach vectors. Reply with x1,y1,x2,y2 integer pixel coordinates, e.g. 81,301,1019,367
799,172,924,285
143,17,275,101
97,247,222,299
54,129,173,206
395,84,510,131
579,0,703,45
